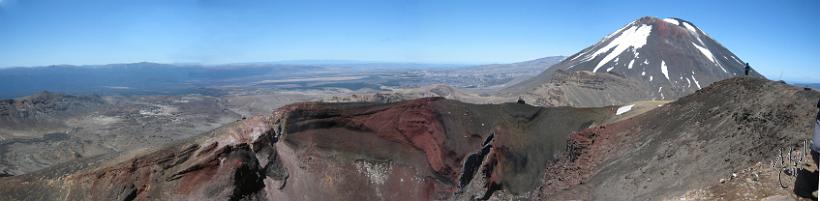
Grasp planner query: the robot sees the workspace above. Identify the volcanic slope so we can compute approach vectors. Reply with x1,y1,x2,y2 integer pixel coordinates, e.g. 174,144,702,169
0,97,614,200
539,77,820,201
0,91,105,134
0,92,240,177
505,16,763,107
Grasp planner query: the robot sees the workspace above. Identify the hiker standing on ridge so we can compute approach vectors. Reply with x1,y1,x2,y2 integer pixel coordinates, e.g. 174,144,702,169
745,63,752,76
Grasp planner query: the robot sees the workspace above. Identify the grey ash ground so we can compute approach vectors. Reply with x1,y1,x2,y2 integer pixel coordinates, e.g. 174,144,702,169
0,92,240,176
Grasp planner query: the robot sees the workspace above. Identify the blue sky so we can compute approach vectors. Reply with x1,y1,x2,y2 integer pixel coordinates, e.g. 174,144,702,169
0,0,818,82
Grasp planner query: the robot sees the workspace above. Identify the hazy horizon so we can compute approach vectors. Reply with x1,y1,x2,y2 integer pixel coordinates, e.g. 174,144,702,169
0,58,503,68
0,0,818,82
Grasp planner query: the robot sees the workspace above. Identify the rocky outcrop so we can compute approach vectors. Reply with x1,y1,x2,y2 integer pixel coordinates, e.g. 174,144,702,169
0,97,613,200
267,98,613,200
0,115,275,201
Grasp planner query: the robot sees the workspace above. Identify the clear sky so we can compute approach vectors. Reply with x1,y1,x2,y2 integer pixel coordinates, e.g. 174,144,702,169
0,0,818,82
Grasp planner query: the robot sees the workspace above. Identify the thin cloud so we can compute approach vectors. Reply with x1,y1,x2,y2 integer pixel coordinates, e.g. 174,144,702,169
0,0,14,6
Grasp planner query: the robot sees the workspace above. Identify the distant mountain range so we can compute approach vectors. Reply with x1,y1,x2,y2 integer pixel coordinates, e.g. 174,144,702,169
0,62,332,98
0,58,561,99
405,56,565,89
263,60,472,69
794,83,820,90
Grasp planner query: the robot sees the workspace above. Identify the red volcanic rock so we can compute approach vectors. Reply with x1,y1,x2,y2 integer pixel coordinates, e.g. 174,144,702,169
539,121,637,199
349,98,449,174
0,97,614,201
0,116,275,201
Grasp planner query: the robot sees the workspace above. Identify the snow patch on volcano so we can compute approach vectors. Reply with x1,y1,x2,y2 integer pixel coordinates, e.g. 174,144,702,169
591,25,653,73
658,87,665,99
616,104,635,115
692,42,728,73
692,43,715,63
685,77,692,88
691,72,702,89
605,23,633,40
682,22,698,33
661,60,670,80
568,52,584,62
663,18,680,25
731,55,743,64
